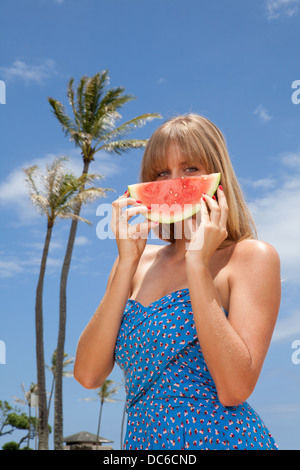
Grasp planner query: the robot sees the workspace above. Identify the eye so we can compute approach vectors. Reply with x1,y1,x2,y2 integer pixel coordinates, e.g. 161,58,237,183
184,166,199,173
156,169,169,178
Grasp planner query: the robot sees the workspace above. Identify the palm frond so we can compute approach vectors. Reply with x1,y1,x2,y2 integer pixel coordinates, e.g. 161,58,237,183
96,87,135,119
24,157,111,225
57,212,93,225
98,113,162,144
67,78,82,132
48,98,78,142
50,71,162,162
90,86,135,139
76,75,87,131
98,138,149,155
24,166,40,197
83,73,108,132
75,187,113,204
29,194,51,217
76,172,104,186
57,187,110,217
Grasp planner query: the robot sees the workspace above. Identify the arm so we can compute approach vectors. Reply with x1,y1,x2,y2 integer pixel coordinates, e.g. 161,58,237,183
73,257,138,389
74,192,156,389
185,188,281,406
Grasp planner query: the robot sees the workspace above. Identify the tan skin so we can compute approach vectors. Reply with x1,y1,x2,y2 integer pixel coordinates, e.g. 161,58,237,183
74,143,281,407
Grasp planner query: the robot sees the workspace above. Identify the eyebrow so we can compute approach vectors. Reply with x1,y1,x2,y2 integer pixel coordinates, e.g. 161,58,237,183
180,161,200,166
154,160,199,172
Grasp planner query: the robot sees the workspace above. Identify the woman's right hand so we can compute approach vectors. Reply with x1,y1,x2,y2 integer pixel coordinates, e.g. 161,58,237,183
111,191,157,265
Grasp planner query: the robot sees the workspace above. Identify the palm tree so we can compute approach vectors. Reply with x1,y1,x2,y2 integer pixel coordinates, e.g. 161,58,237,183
46,350,74,417
120,373,126,450
48,70,161,449
12,382,38,448
80,379,120,449
24,157,110,449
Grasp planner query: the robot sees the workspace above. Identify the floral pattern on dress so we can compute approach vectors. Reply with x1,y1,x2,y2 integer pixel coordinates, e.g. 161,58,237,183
115,289,278,450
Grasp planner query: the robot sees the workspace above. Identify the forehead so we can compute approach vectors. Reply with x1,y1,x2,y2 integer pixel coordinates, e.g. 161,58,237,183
164,143,187,165
154,141,202,169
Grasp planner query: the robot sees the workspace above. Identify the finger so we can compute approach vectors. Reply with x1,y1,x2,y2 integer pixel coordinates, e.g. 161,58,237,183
111,196,144,225
128,220,158,240
113,196,141,209
124,205,150,222
200,196,210,224
111,193,129,221
217,186,228,229
202,194,220,225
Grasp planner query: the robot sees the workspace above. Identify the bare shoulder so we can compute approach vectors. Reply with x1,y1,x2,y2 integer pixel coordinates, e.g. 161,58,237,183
229,238,281,279
232,238,280,262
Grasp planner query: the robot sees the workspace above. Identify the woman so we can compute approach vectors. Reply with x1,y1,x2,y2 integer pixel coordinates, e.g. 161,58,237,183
74,114,281,450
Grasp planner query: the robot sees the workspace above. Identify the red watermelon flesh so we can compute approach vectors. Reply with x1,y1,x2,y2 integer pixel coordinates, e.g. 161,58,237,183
128,173,221,223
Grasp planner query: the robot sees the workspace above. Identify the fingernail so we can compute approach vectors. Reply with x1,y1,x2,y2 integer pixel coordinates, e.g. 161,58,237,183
202,197,206,202
147,206,151,210
212,195,216,200
124,190,129,195
136,200,142,203
219,185,223,191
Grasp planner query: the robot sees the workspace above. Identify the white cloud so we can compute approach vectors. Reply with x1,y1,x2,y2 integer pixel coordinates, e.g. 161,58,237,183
248,150,300,284
254,105,272,123
265,0,300,19
0,59,56,84
272,310,300,342
0,253,62,278
0,151,119,225
74,236,91,246
241,176,276,190
0,259,23,278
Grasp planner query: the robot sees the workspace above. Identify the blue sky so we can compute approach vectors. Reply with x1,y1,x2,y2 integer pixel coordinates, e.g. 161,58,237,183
0,0,300,450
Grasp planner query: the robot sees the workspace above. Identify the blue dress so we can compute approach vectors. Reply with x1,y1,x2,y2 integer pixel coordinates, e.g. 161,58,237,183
115,289,278,450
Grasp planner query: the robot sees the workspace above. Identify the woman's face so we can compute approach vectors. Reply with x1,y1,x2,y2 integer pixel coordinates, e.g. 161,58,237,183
154,142,207,181
153,142,209,234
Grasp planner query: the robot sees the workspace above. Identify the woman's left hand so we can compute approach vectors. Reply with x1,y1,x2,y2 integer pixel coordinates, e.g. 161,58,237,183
185,185,228,266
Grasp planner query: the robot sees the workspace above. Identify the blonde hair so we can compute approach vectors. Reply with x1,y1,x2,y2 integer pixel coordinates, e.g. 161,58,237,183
140,113,257,244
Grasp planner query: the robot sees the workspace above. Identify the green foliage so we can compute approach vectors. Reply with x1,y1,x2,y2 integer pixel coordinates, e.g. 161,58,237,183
2,441,20,450
6,412,29,430
24,157,111,226
48,70,161,162
1,400,33,449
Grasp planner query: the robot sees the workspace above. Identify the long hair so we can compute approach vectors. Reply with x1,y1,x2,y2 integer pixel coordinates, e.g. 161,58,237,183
140,113,257,244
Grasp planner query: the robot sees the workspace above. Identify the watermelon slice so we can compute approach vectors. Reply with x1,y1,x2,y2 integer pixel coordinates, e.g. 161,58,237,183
128,173,221,223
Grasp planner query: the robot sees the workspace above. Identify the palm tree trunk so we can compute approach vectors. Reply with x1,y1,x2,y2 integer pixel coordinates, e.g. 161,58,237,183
35,221,53,450
54,159,90,450
96,400,104,450
28,402,31,448
120,402,126,449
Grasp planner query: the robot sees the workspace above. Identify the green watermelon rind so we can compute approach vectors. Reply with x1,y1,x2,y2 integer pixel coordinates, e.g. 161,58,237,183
128,173,221,224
